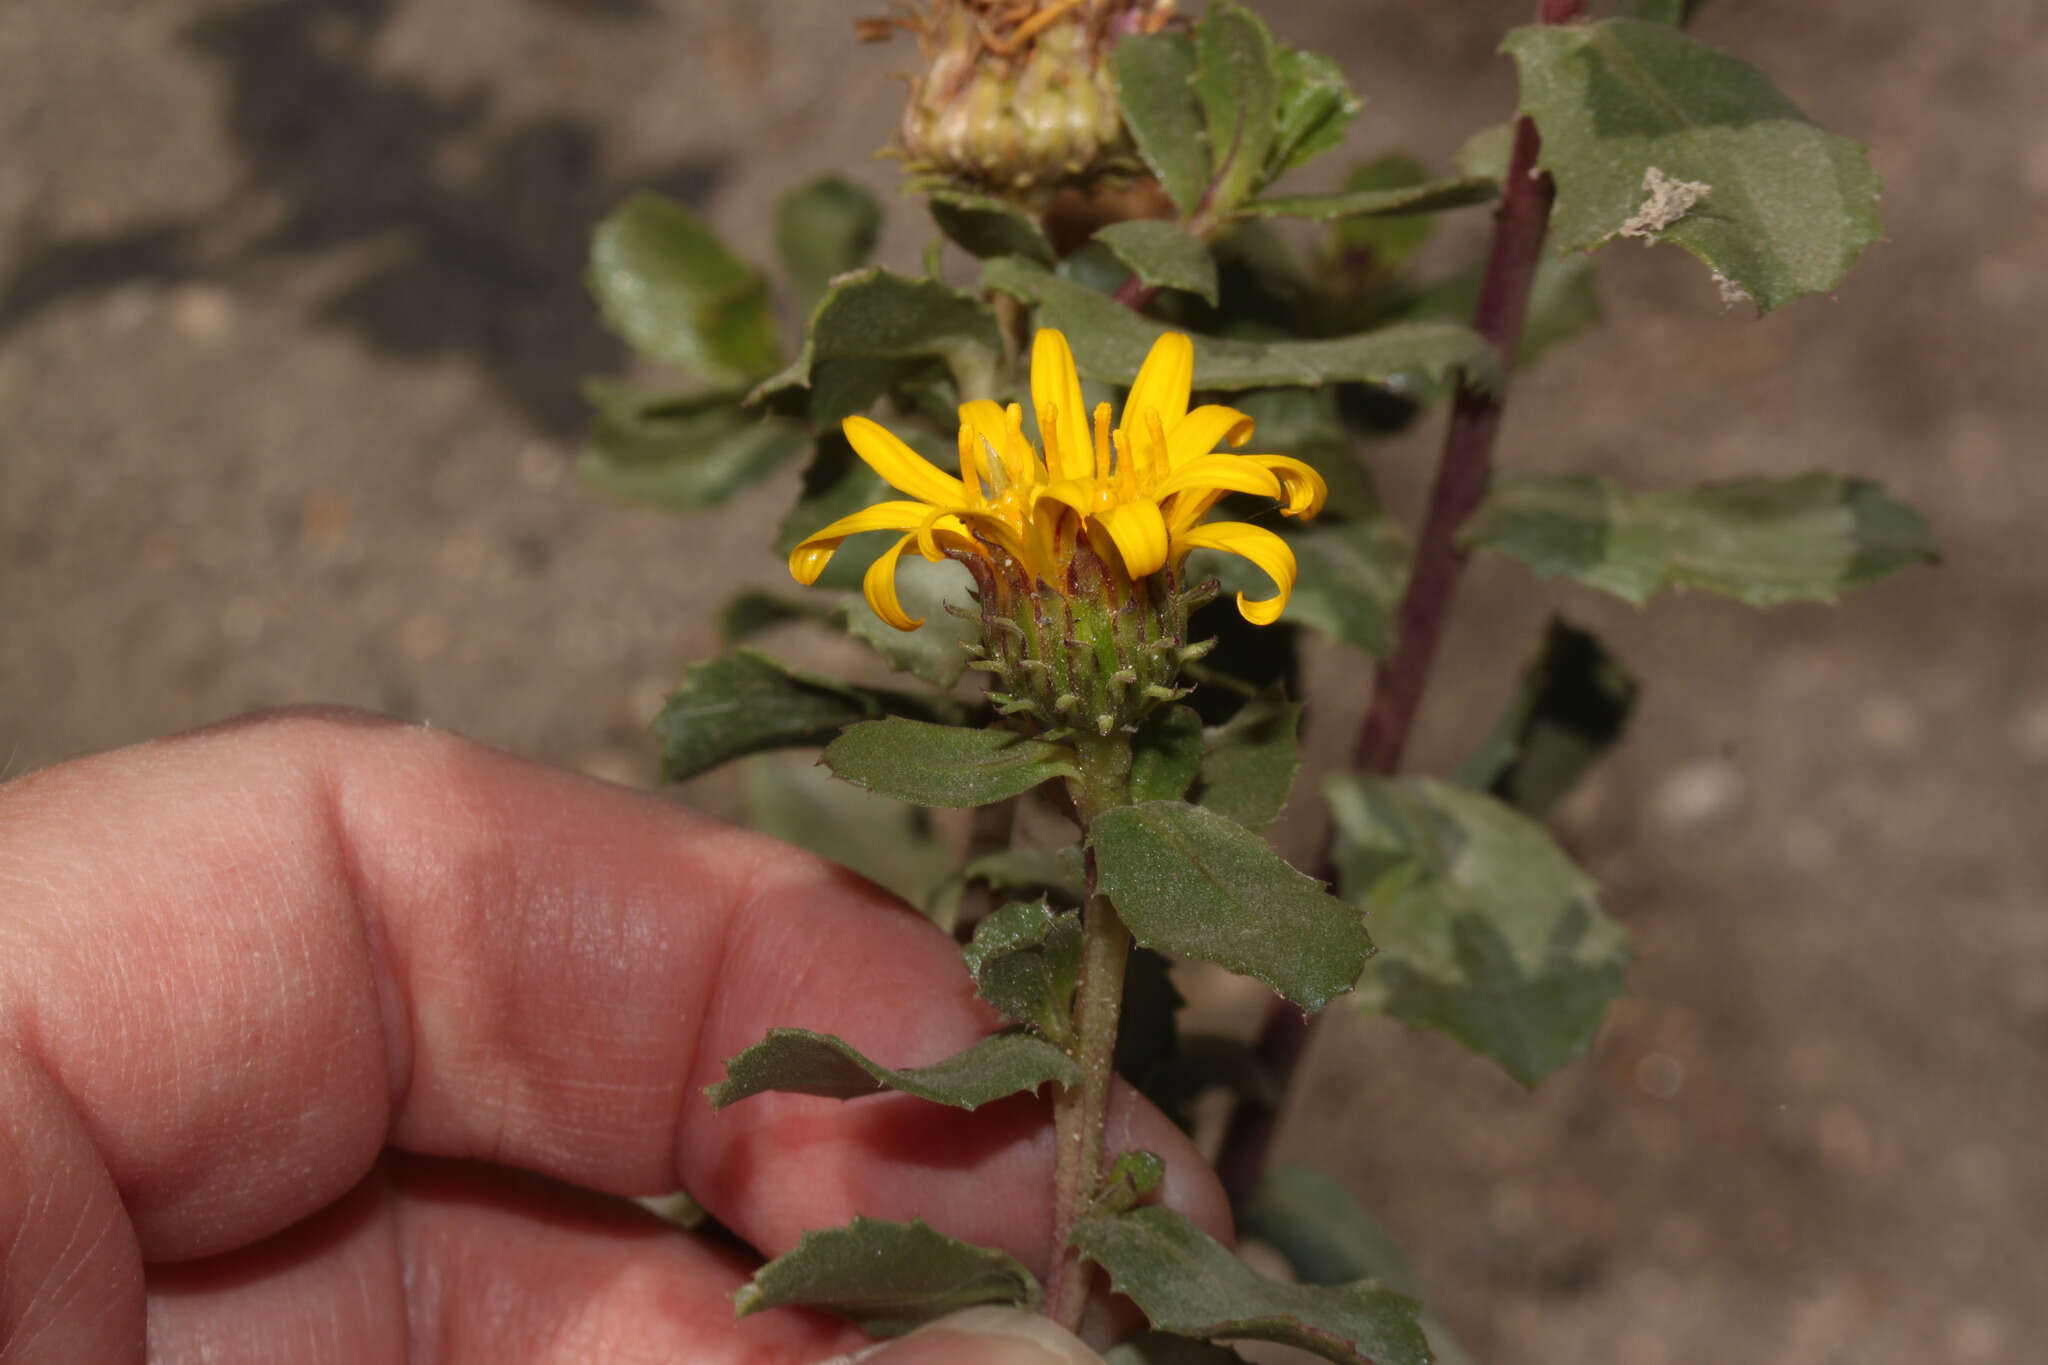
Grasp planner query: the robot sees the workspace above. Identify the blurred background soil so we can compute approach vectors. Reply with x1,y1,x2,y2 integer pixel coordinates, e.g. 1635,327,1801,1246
3,1,2044,1361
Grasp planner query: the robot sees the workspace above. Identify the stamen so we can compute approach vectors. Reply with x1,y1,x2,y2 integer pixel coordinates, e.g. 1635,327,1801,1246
1041,402,1064,479
1112,430,1137,499
1094,402,1113,483
1146,410,1171,485
1004,403,1033,487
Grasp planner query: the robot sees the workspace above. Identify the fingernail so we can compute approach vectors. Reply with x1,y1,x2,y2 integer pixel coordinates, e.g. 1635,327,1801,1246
847,1307,1103,1365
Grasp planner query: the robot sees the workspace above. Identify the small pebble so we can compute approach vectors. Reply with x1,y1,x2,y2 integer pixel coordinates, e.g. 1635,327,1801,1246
1650,757,1746,832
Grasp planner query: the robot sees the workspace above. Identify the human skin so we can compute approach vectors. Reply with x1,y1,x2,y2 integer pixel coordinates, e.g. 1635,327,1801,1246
0,710,1228,1363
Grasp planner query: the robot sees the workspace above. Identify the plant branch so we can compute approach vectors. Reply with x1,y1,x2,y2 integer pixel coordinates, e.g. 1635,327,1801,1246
1211,0,1581,1211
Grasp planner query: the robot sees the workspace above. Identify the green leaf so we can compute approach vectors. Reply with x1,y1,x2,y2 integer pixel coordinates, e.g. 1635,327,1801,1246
707,1028,1079,1111
749,268,1002,423
983,257,1500,396
1326,775,1628,1086
1241,175,1496,223
1106,1336,1251,1365
579,382,809,513
1462,471,1938,607
1266,45,1360,181
1502,19,1882,311
746,756,957,916
1112,32,1211,218
1406,254,1602,367
589,192,780,380
1095,221,1220,306
958,844,1089,907
1458,618,1637,819
1188,690,1301,830
1089,801,1369,1011
839,556,981,688
1193,2,1280,217
1202,517,1406,660
926,187,1057,266
1242,1168,1477,1365
1129,705,1206,804
736,1216,1038,1336
654,651,964,783
1071,1206,1431,1365
962,900,1083,1042
1096,1150,1167,1216
775,176,882,314
825,719,1077,807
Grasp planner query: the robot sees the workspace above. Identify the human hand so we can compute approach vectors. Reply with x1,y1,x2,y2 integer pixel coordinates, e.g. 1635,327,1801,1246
0,711,1227,1362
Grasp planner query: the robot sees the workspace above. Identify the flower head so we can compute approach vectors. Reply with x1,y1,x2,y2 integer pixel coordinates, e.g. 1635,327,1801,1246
789,328,1326,631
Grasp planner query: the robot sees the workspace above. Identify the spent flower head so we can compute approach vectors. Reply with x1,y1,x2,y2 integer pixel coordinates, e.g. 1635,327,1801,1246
860,0,1177,196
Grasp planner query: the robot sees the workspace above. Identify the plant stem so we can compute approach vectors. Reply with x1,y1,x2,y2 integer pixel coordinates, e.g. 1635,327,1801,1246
1211,0,1582,1211
1046,738,1134,1333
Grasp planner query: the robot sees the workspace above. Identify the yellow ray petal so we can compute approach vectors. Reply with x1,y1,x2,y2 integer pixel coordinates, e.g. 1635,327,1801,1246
862,532,924,630
1177,521,1297,625
1155,455,1285,505
1032,329,1094,481
1034,479,1100,520
1166,405,1255,470
958,399,1009,485
844,415,968,509
1247,455,1328,518
1094,499,1170,579
788,500,936,585
1120,331,1193,441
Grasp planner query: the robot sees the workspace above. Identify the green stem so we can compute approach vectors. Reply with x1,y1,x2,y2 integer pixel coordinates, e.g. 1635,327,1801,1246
1045,736,1134,1334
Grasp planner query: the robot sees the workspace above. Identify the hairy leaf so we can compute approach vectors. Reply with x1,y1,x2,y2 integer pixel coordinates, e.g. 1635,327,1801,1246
746,757,957,917
1504,19,1882,310
589,192,779,379
1071,1206,1430,1365
1193,2,1279,216
826,719,1077,807
736,1216,1038,1336
1321,155,1440,275
750,268,1002,423
1129,704,1206,804
579,382,809,513
1090,801,1368,1011
983,257,1499,396
927,187,1057,266
839,556,981,688
1095,220,1220,306
707,1028,1078,1111
1111,32,1211,218
1462,471,1938,606
1327,775,1628,1086
1266,45,1360,182
1242,175,1496,223
653,651,962,783
962,900,1083,1041
1188,690,1301,830
1458,618,1637,819
776,176,882,313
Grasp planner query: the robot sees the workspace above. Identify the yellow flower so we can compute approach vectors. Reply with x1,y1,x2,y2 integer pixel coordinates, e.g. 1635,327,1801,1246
788,328,1326,630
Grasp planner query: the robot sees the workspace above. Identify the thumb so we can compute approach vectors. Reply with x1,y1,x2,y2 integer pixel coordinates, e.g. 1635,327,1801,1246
841,1307,1107,1364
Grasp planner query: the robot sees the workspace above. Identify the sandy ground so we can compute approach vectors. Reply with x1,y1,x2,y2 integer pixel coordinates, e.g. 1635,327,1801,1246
3,2,2044,1361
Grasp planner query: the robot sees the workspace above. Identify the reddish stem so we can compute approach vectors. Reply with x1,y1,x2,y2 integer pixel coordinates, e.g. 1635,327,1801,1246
1112,272,1161,311
1212,0,1583,1210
